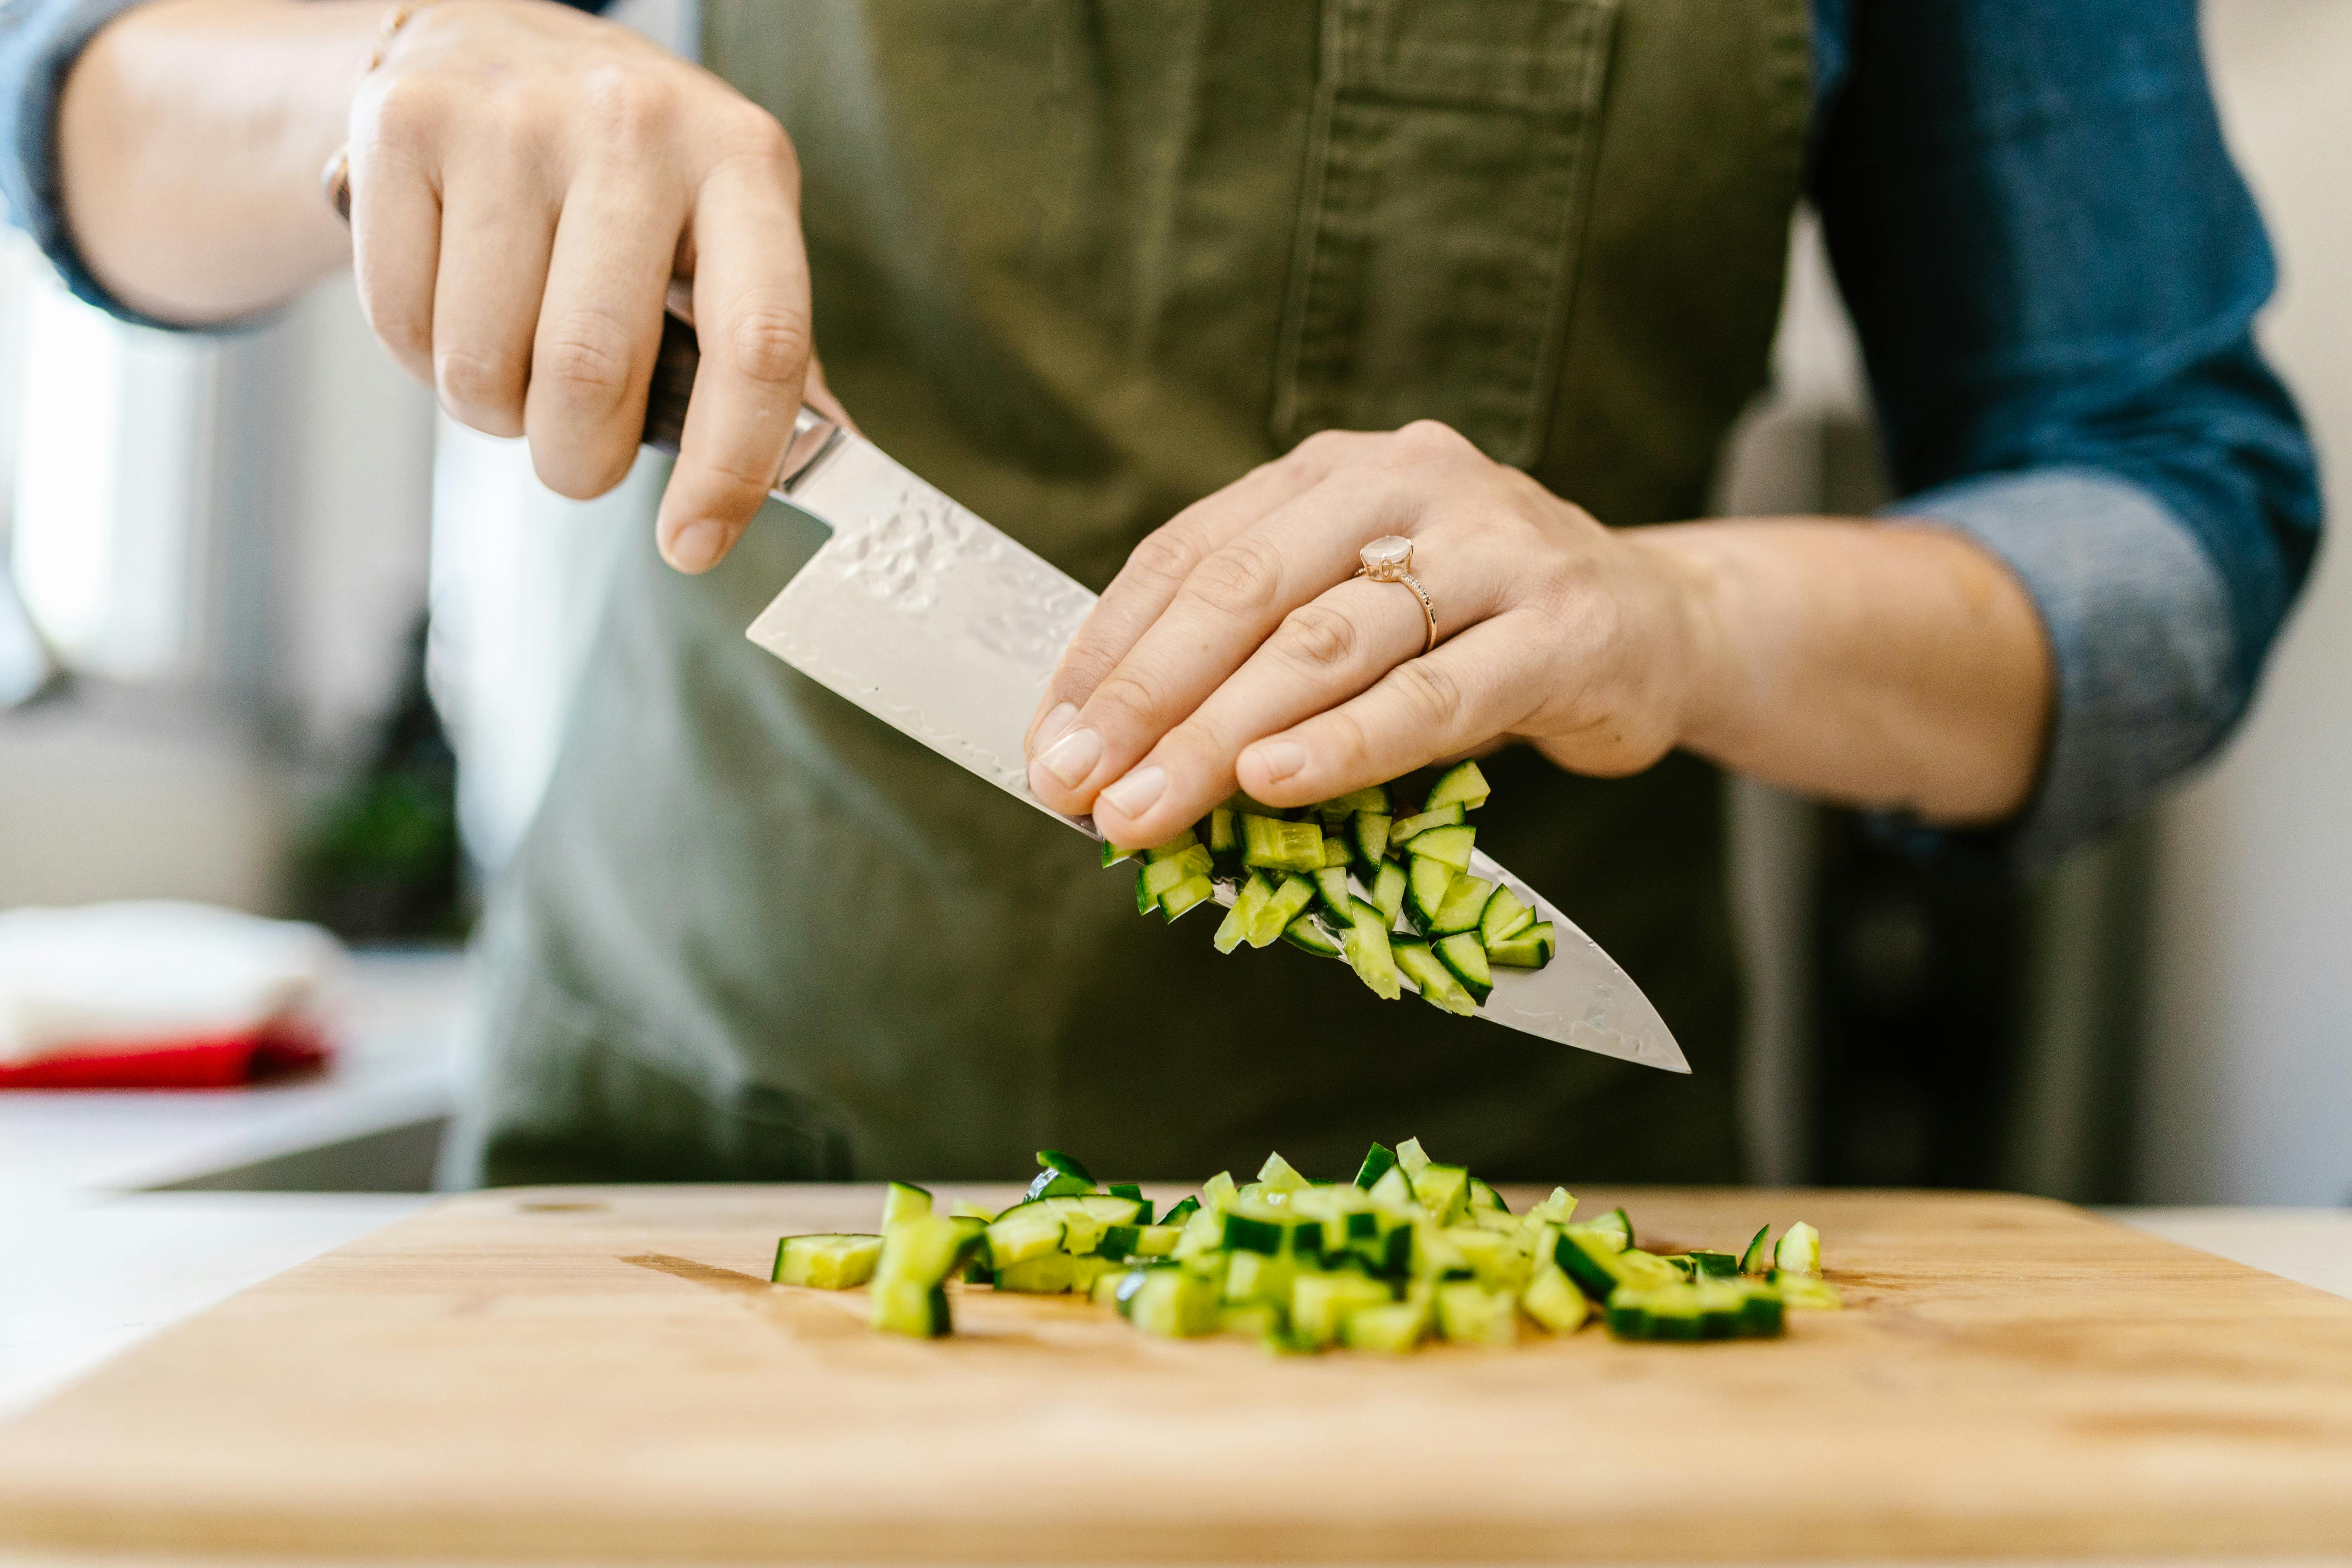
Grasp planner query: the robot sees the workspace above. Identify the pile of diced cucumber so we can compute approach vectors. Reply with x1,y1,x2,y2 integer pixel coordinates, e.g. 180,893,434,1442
1106,760,1554,1013
770,1139,1839,1348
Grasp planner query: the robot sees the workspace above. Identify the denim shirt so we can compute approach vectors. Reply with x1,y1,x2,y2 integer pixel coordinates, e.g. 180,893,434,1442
0,0,2322,871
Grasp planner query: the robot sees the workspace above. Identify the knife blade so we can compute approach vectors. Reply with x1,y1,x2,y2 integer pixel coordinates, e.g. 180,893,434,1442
642,318,1687,1073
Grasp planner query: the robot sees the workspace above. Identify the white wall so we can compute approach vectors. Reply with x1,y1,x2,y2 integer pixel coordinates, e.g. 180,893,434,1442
2139,0,2352,1204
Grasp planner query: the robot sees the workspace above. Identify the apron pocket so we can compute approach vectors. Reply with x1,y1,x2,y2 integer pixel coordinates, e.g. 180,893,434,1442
1272,0,1618,467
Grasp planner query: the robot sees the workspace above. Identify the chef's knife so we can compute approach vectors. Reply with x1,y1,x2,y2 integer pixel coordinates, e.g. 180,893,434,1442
642,317,1687,1073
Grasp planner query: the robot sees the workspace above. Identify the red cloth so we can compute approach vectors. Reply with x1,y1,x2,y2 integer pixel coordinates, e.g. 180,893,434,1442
0,1019,330,1089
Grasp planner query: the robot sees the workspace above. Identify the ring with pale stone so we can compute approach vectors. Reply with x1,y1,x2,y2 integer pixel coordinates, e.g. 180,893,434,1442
1354,535,1437,656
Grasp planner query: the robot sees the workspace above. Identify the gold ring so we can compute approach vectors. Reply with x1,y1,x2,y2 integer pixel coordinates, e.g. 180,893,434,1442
1354,535,1437,655
321,3,429,220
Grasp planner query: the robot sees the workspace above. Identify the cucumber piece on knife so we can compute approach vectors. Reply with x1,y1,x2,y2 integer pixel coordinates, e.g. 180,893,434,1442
1429,875,1494,937
1215,873,1274,955
1387,802,1466,851
1341,897,1403,1001
1424,759,1492,812
1249,874,1316,948
1160,873,1216,922
1392,938,1476,1016
1281,912,1344,958
1241,814,1325,874
1405,824,1476,872
1478,885,1535,947
1318,784,1390,816
1369,859,1409,927
1312,864,1354,920
1353,812,1392,866
1407,856,1457,928
1434,933,1491,1004
1485,921,1555,970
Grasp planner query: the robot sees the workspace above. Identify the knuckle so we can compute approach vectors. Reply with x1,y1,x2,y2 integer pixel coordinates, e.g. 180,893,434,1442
578,65,676,142
535,311,637,408
1272,603,1359,673
1087,670,1164,733
1320,708,1374,772
713,101,796,171
1184,534,1286,619
1395,418,1470,458
1121,528,1202,595
722,304,811,387
1392,658,1464,727
366,73,446,144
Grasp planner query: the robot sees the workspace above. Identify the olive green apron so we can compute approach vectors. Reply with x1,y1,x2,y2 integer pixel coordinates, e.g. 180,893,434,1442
446,0,1811,1187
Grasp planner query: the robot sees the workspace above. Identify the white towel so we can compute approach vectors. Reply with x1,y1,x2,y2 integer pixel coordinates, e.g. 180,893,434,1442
0,902,343,1064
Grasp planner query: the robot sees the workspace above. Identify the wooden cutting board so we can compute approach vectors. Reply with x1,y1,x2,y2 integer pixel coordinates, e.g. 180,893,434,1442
4,1184,2351,1563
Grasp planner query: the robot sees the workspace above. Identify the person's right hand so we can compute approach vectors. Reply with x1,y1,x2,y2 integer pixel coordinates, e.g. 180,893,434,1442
346,0,839,572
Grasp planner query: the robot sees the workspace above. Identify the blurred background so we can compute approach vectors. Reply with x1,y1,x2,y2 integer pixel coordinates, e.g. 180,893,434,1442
0,0,2344,1204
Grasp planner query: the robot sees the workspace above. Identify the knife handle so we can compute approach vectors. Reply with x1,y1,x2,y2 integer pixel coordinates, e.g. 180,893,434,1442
641,311,842,493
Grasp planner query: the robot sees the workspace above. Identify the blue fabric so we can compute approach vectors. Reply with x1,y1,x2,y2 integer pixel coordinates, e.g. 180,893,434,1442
0,0,2323,869
1814,0,2322,866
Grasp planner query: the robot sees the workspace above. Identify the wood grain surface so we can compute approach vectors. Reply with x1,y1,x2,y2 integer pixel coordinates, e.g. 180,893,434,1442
3,1184,2351,1564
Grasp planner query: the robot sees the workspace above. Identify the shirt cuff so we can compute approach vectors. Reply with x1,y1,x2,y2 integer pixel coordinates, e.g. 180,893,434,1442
1885,467,2238,872
0,0,195,330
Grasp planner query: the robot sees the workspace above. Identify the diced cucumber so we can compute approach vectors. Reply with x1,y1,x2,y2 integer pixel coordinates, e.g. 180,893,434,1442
1769,1269,1844,1310
983,1207,1066,1268
1405,823,1476,871
1141,856,1190,899
1217,1302,1285,1342
1353,1142,1398,1189
1410,1162,1471,1225
1551,1227,1629,1300
1395,1137,1431,1181
1102,841,1143,867
1142,830,1200,862
1106,1181,1149,1219
1160,873,1216,922
1129,1224,1182,1257
1337,1298,1429,1354
1591,1207,1635,1249
1240,814,1325,873
1436,1280,1518,1346
1311,865,1353,920
1388,802,1466,849
1393,938,1477,1016
1687,1250,1741,1279
1407,856,1457,927
1281,913,1343,957
1321,834,1353,867
1318,785,1391,815
1424,759,1492,812
1207,805,1239,858
1524,1186,1577,1224
1221,1248,1297,1305
1159,1196,1200,1227
1291,1272,1395,1348
771,1233,883,1289
1134,868,1159,916
949,1198,999,1223
1521,1266,1591,1332
1257,1151,1311,1192
1429,875,1494,936
1775,1221,1821,1276
1478,885,1535,946
1249,874,1316,948
1369,859,1409,926
1202,1171,1239,1210
1739,1224,1772,1276
1215,873,1274,955
1466,1176,1509,1213
1341,898,1403,1001
1486,921,1555,969
1368,1164,1416,1211
1353,813,1391,866
874,1215,979,1290
1449,1225,1528,1290
881,1181,933,1228
869,1279,951,1338
1434,932,1492,1003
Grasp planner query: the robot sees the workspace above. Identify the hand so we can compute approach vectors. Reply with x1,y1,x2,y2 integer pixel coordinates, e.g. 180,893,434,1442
344,0,845,571
1021,421,1703,848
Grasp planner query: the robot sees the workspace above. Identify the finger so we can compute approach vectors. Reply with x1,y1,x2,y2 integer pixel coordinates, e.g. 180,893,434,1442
1026,465,1417,816
346,114,445,388
431,160,556,439
1236,617,1532,807
656,123,812,574
524,163,680,498
1085,571,1453,847
1023,432,1368,758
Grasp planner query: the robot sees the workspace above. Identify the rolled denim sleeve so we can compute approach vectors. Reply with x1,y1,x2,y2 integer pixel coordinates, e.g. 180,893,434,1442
0,0,179,328
1813,0,2324,869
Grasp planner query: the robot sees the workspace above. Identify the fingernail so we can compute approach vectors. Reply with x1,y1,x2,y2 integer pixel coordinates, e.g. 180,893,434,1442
1101,765,1166,818
1251,741,1307,782
1031,702,1078,756
1034,726,1102,788
666,519,726,573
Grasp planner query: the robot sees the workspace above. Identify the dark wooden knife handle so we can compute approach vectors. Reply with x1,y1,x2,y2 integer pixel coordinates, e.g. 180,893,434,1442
642,311,700,458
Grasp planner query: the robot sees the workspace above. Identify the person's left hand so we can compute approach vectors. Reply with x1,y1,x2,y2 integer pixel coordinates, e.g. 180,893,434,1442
1022,420,1706,848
